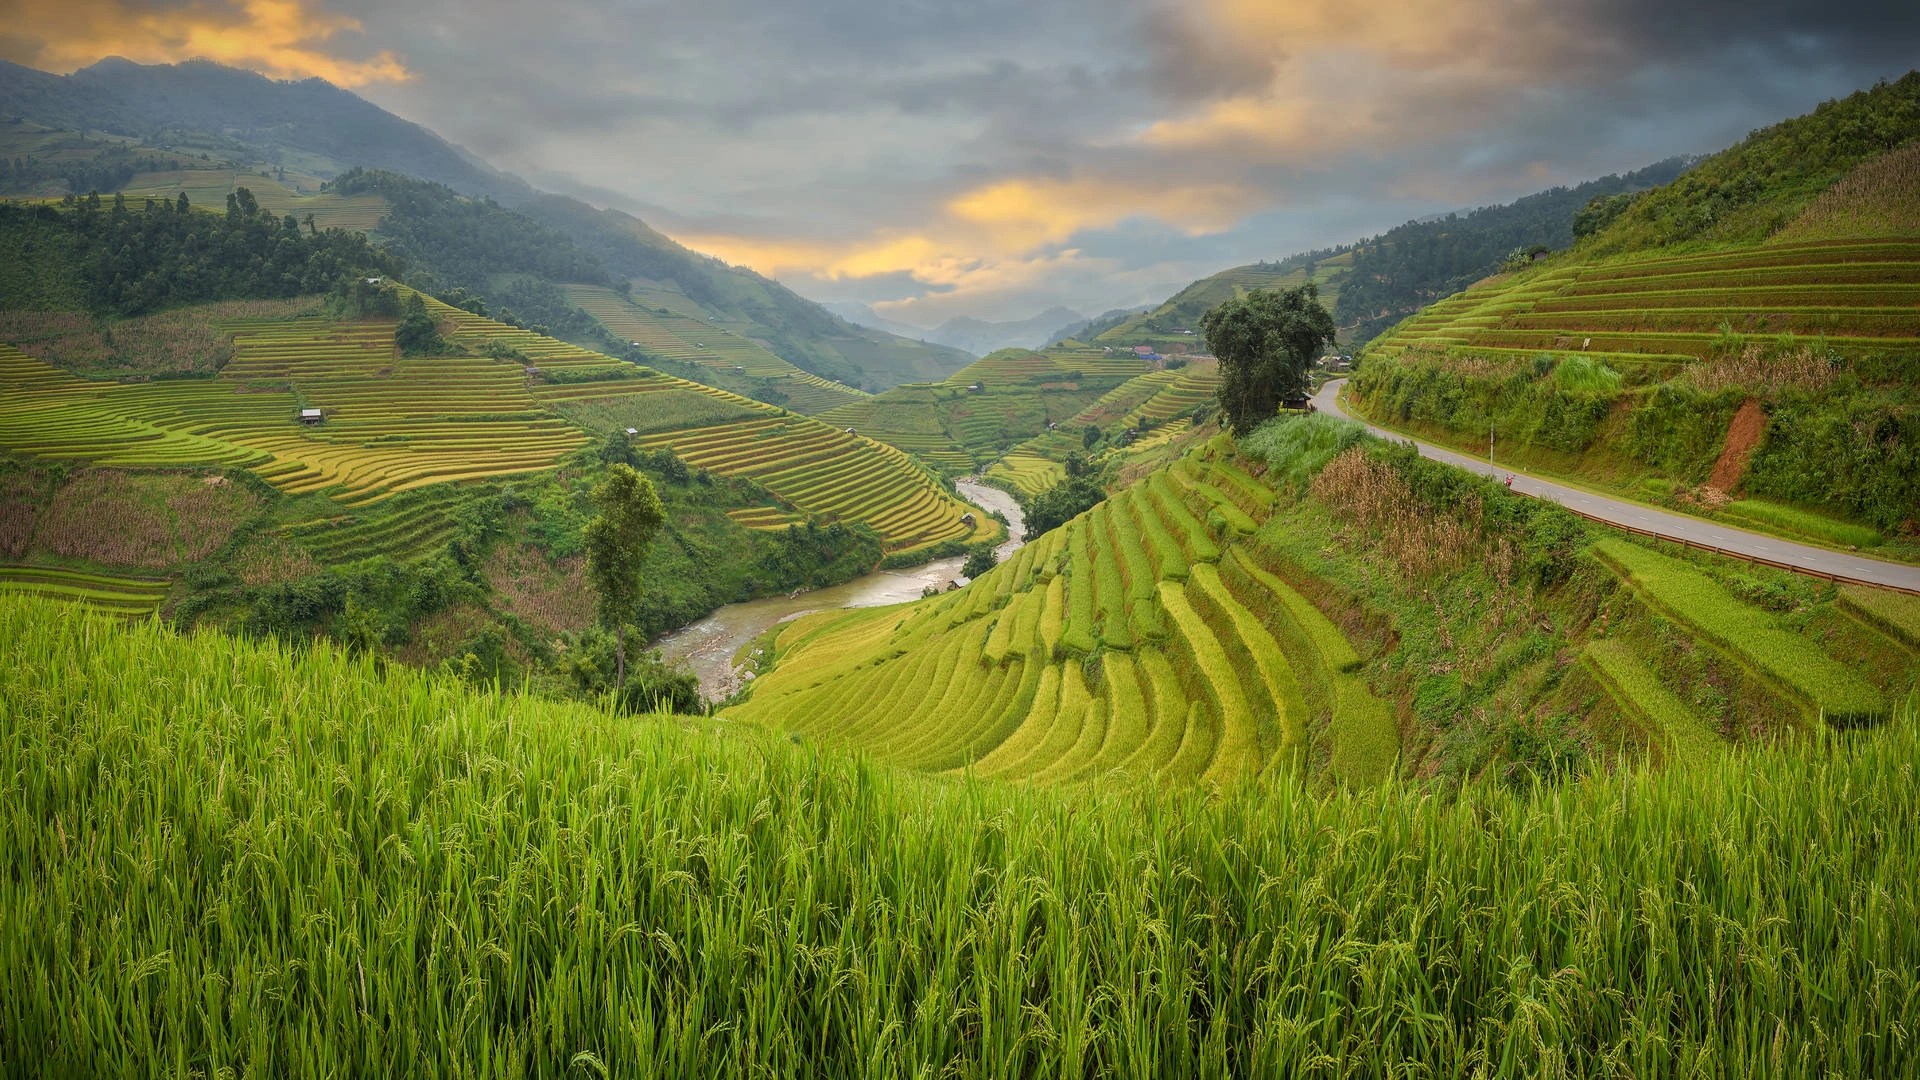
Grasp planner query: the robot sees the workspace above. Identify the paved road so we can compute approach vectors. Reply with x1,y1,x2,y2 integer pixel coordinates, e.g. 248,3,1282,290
1313,379,1920,594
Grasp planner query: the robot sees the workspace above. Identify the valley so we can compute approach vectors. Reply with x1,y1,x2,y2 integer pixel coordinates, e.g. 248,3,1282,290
2,46,1918,1079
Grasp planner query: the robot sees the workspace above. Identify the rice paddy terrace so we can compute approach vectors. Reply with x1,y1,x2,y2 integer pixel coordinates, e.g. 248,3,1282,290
115,169,393,233
1367,237,1920,374
727,438,1401,787
0,296,989,554
562,284,868,413
817,347,1153,476
730,425,1918,788
986,362,1221,497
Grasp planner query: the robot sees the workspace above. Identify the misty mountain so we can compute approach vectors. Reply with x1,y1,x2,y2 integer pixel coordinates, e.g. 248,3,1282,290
0,58,971,389
827,302,1090,356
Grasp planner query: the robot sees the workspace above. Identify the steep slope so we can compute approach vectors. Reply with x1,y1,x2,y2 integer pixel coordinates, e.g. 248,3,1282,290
1353,72,1920,557
728,419,1915,788
1093,157,1690,354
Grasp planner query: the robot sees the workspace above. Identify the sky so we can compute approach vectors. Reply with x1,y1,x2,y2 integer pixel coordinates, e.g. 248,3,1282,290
5,0,1919,325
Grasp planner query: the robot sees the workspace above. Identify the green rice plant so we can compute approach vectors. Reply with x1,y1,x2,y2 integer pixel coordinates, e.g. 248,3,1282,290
1158,700,1219,783
1188,563,1301,770
1061,523,1099,656
8,594,1919,1076
1594,538,1886,725
1037,574,1067,656
1721,499,1884,549
1124,488,1187,582
1158,580,1262,784
1582,639,1723,763
1838,585,1920,650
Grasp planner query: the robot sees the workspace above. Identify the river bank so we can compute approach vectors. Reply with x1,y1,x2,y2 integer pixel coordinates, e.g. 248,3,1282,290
651,479,1026,702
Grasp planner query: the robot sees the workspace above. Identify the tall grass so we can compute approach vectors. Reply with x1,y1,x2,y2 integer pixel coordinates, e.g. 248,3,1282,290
3,593,1917,1077
1240,412,1368,490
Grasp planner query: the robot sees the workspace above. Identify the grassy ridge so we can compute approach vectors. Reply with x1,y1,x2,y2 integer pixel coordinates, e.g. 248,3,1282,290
3,593,1917,1075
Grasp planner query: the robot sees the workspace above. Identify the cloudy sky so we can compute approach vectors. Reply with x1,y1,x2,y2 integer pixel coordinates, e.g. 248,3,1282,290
6,0,1918,324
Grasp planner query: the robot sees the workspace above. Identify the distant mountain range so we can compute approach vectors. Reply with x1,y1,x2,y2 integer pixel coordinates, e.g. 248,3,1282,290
0,58,971,390
824,301,1088,357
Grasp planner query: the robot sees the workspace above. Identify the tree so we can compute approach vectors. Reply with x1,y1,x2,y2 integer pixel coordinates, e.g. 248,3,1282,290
1199,282,1336,434
1024,475,1105,540
584,464,666,692
961,542,997,579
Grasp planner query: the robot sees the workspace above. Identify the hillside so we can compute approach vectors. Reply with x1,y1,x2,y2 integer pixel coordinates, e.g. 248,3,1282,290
816,345,1157,475
6,592,1917,1074
1353,73,1920,558
1093,251,1352,353
0,58,971,393
730,418,1915,785
0,278,997,692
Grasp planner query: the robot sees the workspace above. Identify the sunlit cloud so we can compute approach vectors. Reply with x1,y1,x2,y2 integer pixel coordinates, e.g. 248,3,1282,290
3,0,409,86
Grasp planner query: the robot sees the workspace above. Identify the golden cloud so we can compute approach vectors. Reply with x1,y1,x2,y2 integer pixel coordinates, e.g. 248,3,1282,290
677,174,1256,305
4,0,409,86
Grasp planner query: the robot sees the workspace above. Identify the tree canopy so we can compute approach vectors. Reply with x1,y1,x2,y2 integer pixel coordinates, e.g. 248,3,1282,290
584,464,666,691
1200,283,1336,434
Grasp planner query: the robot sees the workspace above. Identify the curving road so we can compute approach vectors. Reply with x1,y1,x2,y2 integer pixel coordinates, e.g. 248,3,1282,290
1313,379,1920,594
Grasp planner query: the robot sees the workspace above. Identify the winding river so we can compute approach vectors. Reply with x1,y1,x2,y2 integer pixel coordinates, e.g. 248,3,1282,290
651,479,1027,701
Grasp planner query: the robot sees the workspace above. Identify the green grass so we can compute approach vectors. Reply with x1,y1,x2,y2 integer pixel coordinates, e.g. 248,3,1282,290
5,593,1918,1075
1594,538,1886,725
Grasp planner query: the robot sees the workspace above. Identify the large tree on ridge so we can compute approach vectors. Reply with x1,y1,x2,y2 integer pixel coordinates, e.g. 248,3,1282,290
1200,283,1336,434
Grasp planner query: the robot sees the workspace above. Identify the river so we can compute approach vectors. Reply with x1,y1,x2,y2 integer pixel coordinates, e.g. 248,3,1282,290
650,479,1026,702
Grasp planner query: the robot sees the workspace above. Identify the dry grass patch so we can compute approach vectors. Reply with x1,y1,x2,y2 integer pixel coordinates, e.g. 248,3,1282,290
485,543,593,635
0,299,319,377
33,470,261,567
1684,342,1839,396
230,537,321,587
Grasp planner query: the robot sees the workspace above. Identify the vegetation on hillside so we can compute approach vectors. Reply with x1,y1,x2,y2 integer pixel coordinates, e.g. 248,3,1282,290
4,593,1916,1075
731,413,1915,786
0,191,400,315
1585,72,1920,254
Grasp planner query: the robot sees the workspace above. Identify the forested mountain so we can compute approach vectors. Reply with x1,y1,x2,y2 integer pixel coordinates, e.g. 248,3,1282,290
1332,157,1693,340
0,58,970,389
1096,158,1690,351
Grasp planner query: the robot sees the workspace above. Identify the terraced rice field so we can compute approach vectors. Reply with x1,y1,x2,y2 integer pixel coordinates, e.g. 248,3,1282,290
817,394,976,474
564,285,866,413
1368,238,1920,370
983,454,1065,499
630,412,985,552
2,297,989,550
115,170,391,232
725,445,1395,786
1593,538,1887,726
0,565,168,617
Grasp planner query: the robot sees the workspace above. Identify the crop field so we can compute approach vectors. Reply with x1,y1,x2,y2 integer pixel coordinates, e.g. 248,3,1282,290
726,445,1394,786
0,565,168,617
1593,537,1887,726
1368,239,1920,369
1,296,979,551
563,285,867,413
630,413,987,552
115,169,391,232
5,593,1918,1075
983,454,1065,498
